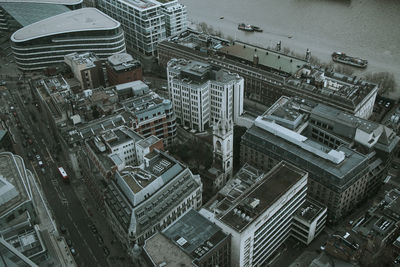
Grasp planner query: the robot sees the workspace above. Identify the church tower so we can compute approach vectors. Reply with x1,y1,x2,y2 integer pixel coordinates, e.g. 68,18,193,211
213,114,234,181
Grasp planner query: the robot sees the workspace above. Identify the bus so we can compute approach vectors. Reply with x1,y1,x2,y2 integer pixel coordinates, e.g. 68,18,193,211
58,167,69,183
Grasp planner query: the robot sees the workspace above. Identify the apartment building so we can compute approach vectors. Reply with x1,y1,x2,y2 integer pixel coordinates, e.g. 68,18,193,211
158,0,187,37
240,96,399,222
167,59,244,132
158,30,378,119
97,0,166,56
200,162,325,267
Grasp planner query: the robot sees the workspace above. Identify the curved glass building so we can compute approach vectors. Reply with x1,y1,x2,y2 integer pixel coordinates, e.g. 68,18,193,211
11,8,126,71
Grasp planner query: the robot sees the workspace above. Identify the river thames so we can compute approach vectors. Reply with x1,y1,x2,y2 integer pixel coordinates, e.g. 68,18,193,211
182,0,400,94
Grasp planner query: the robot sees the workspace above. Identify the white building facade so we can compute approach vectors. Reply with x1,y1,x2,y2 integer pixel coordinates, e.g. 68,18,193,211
167,59,244,132
159,0,187,37
200,162,325,267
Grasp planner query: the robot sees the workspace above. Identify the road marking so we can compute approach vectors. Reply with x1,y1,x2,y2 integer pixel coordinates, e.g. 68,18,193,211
67,213,73,221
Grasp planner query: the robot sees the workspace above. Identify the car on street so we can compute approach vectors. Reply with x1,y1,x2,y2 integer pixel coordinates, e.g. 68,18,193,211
89,224,98,234
97,235,104,244
70,247,77,256
35,154,41,161
66,239,72,247
103,246,110,256
385,102,391,108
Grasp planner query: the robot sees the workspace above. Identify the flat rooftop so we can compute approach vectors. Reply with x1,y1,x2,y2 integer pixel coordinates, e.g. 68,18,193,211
220,162,306,232
144,233,195,267
163,209,228,260
218,41,307,75
0,2,69,27
12,8,120,42
121,0,158,10
246,123,367,183
295,199,326,223
0,153,30,218
0,0,81,5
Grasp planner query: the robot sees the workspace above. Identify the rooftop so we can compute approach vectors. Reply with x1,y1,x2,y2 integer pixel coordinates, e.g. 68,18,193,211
168,59,242,86
0,0,81,5
107,53,141,71
220,162,306,232
218,41,308,75
163,209,229,261
246,122,367,184
295,199,326,223
64,52,99,68
0,152,30,219
289,66,378,108
144,233,195,267
12,8,120,42
121,0,158,10
0,2,69,27
204,163,306,232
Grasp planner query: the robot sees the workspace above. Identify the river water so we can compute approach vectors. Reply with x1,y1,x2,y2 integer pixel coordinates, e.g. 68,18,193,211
182,0,400,94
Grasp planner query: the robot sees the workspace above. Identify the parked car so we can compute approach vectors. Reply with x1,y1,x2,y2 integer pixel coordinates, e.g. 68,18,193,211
103,246,110,256
66,239,72,247
70,247,77,256
97,235,104,244
35,154,41,161
89,224,98,234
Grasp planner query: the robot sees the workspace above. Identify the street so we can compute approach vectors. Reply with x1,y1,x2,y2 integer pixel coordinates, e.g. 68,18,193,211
1,69,111,266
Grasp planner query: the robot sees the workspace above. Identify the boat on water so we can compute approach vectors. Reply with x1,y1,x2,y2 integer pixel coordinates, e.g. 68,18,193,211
251,25,263,32
331,52,368,68
238,23,254,32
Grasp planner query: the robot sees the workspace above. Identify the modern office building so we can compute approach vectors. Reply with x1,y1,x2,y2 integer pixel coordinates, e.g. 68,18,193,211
97,0,166,57
0,152,48,264
106,53,143,86
97,0,186,57
144,209,231,267
11,8,126,71
64,52,105,90
158,0,187,37
103,149,202,250
0,0,82,33
167,58,244,132
158,30,378,119
240,96,399,222
200,162,325,267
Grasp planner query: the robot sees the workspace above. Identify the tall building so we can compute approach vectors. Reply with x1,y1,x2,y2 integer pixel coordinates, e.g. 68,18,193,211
97,0,187,57
0,0,82,33
158,0,187,37
200,162,326,267
212,114,233,181
64,52,105,90
106,53,143,86
11,8,126,71
240,96,399,222
97,0,166,56
103,149,202,249
158,30,378,119
0,152,49,264
144,209,231,267
167,59,244,132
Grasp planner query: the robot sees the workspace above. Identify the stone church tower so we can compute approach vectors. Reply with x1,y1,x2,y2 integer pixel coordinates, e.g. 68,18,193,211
213,115,234,181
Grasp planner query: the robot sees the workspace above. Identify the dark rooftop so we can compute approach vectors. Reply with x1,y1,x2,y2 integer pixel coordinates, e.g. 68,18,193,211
219,162,306,232
163,209,229,260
